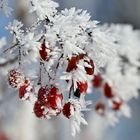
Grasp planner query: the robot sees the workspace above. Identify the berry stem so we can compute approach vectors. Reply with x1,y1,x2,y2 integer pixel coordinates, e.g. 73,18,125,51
18,45,21,66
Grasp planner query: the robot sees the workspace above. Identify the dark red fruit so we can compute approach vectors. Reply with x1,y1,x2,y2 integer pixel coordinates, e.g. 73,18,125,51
47,87,63,110
66,54,85,72
49,87,58,95
8,69,25,88
39,43,50,61
38,87,48,105
34,101,45,118
84,59,94,75
77,82,88,93
63,102,74,118
93,74,103,88
103,83,114,98
95,102,106,116
19,80,33,100
66,56,78,72
112,99,123,111
38,86,63,113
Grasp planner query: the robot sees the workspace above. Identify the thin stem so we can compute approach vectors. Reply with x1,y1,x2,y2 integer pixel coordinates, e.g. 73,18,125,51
18,45,21,66
3,43,19,53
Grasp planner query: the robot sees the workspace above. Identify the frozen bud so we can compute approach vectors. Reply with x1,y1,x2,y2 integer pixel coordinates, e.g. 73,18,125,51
8,69,25,88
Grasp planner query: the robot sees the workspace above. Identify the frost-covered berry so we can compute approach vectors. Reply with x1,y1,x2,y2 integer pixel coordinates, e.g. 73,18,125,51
92,74,103,88
38,86,48,105
95,102,106,116
62,102,74,119
46,87,63,110
8,69,25,88
112,98,123,111
84,59,94,75
37,86,63,117
77,82,88,93
34,101,45,118
19,80,33,100
66,56,78,72
66,54,85,72
39,43,50,61
103,83,114,98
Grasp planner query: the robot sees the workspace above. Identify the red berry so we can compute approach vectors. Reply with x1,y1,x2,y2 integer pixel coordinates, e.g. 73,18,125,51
66,56,78,72
47,87,63,110
34,101,45,118
49,87,58,95
66,54,85,72
19,80,33,100
84,59,94,75
38,87,48,105
112,98,123,111
93,74,103,88
63,102,74,118
8,69,25,88
38,86,63,115
39,43,50,61
95,102,106,116
103,83,114,98
77,82,88,93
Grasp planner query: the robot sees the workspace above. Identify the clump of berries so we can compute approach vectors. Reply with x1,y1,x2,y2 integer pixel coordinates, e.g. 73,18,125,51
7,42,96,131
8,69,33,100
34,86,63,118
93,73,124,116
8,69,25,88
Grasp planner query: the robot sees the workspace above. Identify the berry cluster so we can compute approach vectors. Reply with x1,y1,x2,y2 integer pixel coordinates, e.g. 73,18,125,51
8,69,33,100
93,73,124,116
8,42,95,124
34,86,63,118
66,54,94,97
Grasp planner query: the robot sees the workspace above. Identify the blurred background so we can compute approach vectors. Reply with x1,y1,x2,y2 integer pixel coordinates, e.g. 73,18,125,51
0,0,140,140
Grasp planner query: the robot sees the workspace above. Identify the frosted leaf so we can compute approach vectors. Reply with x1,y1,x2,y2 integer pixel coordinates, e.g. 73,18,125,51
6,20,24,42
28,0,59,20
102,24,140,102
45,8,98,59
66,98,89,136
21,32,42,62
